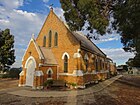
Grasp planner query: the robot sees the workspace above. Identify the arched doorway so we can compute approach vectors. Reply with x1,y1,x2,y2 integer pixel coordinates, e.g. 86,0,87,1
25,58,36,86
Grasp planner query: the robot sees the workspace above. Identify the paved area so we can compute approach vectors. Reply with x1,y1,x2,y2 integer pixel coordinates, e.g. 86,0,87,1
0,75,140,105
4,75,122,97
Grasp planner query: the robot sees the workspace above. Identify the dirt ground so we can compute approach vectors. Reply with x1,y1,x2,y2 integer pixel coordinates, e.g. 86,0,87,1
0,75,140,105
78,75,140,105
0,79,19,90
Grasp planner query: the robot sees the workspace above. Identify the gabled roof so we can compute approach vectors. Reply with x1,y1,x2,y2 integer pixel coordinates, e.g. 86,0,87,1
37,9,106,58
22,37,44,61
72,32,106,57
51,10,106,57
39,47,58,65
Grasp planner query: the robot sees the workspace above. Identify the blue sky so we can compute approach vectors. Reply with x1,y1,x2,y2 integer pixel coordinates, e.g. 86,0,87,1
0,0,134,67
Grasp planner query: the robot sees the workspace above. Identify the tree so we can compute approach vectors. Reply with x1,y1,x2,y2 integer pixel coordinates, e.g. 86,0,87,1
0,29,15,71
126,58,134,67
112,0,140,52
60,0,112,38
112,0,140,67
60,0,140,66
126,54,140,67
0,30,4,48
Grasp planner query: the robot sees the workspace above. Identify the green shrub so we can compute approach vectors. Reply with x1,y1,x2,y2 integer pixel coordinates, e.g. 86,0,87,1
43,81,48,87
68,82,77,87
71,83,77,87
43,79,53,87
0,74,9,78
9,68,21,78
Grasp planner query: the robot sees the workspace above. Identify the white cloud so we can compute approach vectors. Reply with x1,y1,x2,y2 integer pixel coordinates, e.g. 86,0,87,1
0,19,10,23
44,4,65,21
43,0,49,3
53,7,64,20
101,48,135,65
0,0,46,68
0,0,23,9
93,33,121,44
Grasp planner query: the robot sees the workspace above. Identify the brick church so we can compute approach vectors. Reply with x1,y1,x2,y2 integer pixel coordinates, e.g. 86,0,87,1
19,9,117,89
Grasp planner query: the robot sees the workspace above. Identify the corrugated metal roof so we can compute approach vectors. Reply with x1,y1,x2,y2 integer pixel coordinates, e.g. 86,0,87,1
72,32,106,57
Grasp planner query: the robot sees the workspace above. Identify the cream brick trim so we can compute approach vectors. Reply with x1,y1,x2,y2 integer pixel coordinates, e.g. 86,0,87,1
92,70,98,74
36,86,43,89
22,37,44,61
99,70,109,73
46,67,53,74
84,53,89,60
34,71,44,76
77,85,85,89
73,70,84,76
59,70,84,76
47,78,53,80
59,70,108,76
62,52,70,59
19,71,24,76
25,56,37,68
18,84,25,87
73,52,81,58
39,63,43,67
58,73,73,76
85,82,91,85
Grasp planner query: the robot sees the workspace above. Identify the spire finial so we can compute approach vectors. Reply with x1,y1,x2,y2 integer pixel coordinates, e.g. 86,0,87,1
32,33,35,39
49,4,53,10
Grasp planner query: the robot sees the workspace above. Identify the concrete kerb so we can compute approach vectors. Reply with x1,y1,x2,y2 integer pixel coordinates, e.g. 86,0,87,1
7,75,122,98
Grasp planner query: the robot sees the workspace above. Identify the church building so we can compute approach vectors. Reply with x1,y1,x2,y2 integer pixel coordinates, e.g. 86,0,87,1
19,9,117,89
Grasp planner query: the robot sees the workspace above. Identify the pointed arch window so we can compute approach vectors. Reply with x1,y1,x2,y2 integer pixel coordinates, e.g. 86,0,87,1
48,30,52,47
54,32,58,47
48,70,52,78
64,55,68,73
47,68,53,79
84,54,89,71
43,36,46,47
95,59,98,72
100,59,102,70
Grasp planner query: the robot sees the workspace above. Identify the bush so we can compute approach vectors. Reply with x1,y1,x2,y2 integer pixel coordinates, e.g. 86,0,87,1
0,74,9,78
68,82,77,87
43,79,53,87
9,68,21,78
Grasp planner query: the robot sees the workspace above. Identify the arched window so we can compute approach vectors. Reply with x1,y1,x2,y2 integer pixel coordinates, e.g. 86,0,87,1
64,55,68,73
43,36,46,47
48,30,52,47
91,54,95,64
47,68,53,79
84,54,89,71
54,32,58,47
48,70,52,78
100,59,102,70
95,59,98,72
